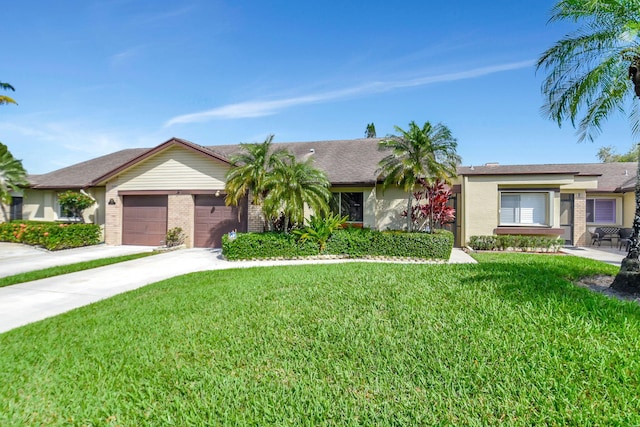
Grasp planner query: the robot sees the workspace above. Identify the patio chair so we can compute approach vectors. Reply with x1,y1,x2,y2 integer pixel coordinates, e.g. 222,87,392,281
618,227,634,251
591,227,613,247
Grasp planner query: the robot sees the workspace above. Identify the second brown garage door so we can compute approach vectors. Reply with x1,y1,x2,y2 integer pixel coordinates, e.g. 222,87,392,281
122,195,168,246
194,195,247,248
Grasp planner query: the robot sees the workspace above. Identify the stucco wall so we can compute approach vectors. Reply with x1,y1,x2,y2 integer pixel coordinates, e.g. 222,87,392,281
623,192,635,228
461,177,499,243
375,186,410,231
20,188,105,224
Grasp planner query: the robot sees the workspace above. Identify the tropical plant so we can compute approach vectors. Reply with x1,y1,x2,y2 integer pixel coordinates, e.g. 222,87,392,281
365,122,377,138
401,179,455,232
378,120,460,232
224,135,290,230
0,82,17,106
293,213,348,251
262,156,332,232
57,190,96,223
537,0,640,290
0,143,28,219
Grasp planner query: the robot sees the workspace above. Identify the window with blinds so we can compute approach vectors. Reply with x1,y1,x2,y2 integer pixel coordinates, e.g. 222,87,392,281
586,198,616,224
500,192,548,225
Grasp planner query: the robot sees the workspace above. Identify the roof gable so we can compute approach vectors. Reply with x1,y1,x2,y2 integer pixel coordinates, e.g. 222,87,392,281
92,137,231,185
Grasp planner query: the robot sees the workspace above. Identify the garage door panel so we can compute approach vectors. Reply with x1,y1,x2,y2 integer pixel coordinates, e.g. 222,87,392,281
194,195,247,248
122,195,168,246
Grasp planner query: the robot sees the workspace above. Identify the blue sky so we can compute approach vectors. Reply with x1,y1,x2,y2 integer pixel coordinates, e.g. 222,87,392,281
2,0,637,174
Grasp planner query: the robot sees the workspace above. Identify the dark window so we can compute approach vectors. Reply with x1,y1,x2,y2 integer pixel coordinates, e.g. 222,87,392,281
586,198,616,223
10,197,23,220
332,192,363,222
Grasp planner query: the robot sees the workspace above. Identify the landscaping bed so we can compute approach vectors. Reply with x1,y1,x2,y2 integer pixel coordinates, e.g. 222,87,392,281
222,228,454,261
0,221,101,250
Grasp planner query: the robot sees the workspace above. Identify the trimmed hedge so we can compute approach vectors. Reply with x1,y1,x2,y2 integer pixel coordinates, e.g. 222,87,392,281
222,228,454,261
0,221,102,250
468,235,564,252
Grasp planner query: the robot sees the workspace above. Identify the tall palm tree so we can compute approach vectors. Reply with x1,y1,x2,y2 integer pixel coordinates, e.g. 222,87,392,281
537,0,640,290
224,135,289,228
378,120,460,232
0,82,17,105
263,156,331,232
0,142,28,220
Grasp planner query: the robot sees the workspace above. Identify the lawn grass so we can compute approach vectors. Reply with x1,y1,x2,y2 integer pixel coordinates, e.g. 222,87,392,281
0,252,157,288
1,253,639,425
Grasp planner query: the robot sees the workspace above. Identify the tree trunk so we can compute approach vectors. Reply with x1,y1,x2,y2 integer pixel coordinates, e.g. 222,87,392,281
611,146,640,293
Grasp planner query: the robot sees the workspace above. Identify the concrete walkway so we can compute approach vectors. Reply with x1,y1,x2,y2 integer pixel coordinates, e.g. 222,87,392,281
561,245,627,266
0,246,476,334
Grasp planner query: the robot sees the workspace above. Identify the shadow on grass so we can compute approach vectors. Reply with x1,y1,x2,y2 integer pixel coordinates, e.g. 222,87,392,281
462,253,640,322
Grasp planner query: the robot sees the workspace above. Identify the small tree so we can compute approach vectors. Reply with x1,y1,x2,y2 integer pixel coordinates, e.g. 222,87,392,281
365,122,377,138
401,179,455,232
57,190,96,223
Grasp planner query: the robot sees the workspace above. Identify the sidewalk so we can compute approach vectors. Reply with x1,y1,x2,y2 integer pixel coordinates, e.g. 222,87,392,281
0,247,475,334
561,245,626,266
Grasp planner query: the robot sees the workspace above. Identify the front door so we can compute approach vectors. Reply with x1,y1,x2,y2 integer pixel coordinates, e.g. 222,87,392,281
560,194,574,246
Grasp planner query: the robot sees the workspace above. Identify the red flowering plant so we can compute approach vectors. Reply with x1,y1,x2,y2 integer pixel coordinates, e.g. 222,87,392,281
401,179,455,233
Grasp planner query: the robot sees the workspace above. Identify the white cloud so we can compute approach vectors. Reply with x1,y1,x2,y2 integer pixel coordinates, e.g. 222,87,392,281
109,45,145,67
165,59,535,127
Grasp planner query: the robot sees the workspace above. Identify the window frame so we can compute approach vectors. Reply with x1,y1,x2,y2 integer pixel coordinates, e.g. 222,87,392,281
498,191,552,227
586,198,617,224
332,191,364,224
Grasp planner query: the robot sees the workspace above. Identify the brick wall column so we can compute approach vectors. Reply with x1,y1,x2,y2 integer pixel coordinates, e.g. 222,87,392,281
167,194,195,247
573,192,587,246
104,179,122,245
246,190,265,232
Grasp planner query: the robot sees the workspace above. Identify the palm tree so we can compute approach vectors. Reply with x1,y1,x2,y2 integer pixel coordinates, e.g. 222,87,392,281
224,135,289,229
378,120,460,232
0,142,28,220
263,156,332,232
0,82,17,105
537,0,640,291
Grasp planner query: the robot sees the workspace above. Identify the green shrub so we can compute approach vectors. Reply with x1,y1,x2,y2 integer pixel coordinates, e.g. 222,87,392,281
224,228,454,261
0,221,101,250
57,190,96,222
222,232,318,260
468,235,563,252
165,227,186,247
468,235,498,251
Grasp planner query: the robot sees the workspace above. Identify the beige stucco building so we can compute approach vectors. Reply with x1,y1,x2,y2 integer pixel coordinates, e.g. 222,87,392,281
5,137,637,248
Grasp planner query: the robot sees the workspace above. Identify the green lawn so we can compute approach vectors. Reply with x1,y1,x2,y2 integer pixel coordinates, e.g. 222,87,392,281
1,253,639,425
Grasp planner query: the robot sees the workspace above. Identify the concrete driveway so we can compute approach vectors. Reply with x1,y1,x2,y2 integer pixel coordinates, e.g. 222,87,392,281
0,242,155,278
0,245,476,334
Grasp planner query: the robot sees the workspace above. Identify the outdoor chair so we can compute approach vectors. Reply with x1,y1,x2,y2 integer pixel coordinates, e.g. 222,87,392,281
618,227,634,251
590,227,613,247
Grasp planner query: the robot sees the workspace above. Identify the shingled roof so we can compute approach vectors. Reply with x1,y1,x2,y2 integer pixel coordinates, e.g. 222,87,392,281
27,137,639,193
29,148,150,189
208,138,385,185
457,162,638,192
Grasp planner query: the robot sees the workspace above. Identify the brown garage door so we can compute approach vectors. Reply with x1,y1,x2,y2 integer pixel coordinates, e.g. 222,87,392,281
122,195,168,246
194,195,247,248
